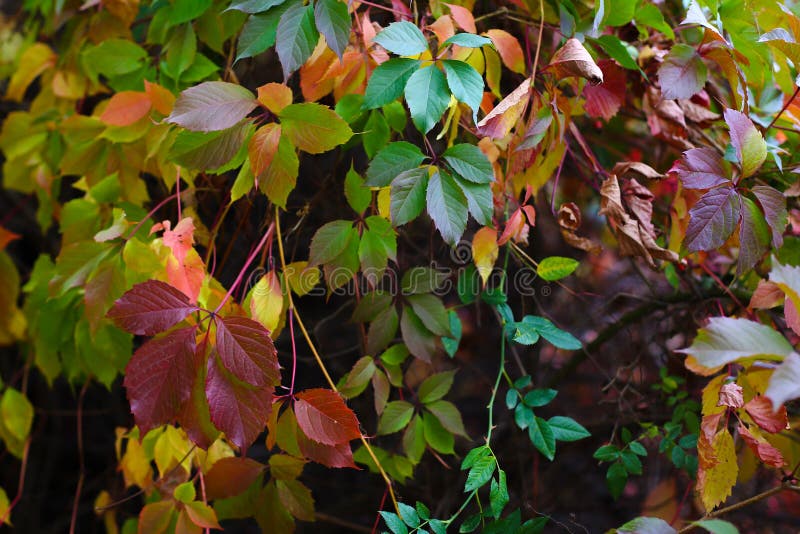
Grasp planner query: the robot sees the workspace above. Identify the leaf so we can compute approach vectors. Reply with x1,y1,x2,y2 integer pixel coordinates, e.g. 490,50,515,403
616,516,676,534
717,383,744,408
248,123,282,176
107,280,198,336
100,91,152,126
276,479,315,521
442,60,483,120
583,60,626,120
6,43,55,102
405,65,451,134
426,168,468,245
452,175,493,227
269,453,307,480
684,186,741,252
698,429,737,511
381,511,409,534
737,422,784,468
548,38,602,84
215,316,280,387
138,501,175,534
123,326,197,435
418,371,456,404
297,431,357,468
258,132,299,207
228,0,287,13
294,388,361,445
489,470,509,519
367,305,399,356
485,29,525,74
257,83,293,114
184,501,221,529
236,11,281,62
658,44,707,100
443,144,493,184
314,0,350,59
406,293,450,336
206,355,274,450
472,227,498,285
592,35,640,71
425,399,468,437
673,147,730,189
344,167,371,213
692,519,740,534
537,256,578,281
338,356,376,398
401,306,437,362
738,196,770,274
743,395,788,433
276,3,319,80
309,220,354,265
752,185,787,248
528,417,556,460
0,389,32,441
366,141,427,187
278,102,352,153
523,389,557,408
377,400,415,434
170,121,253,172
204,457,265,499
476,78,531,139
765,352,800,409
390,167,429,226
547,416,590,442
517,315,581,350
363,58,420,109
724,109,767,178
373,21,428,56
167,81,257,132
444,33,492,48
677,317,793,368
464,454,496,492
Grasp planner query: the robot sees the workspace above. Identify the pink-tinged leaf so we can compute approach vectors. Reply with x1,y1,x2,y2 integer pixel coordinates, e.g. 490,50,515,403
672,147,730,189
748,280,784,309
297,430,357,468
159,218,195,263
717,382,743,408
485,29,525,74
738,196,770,274
248,123,282,177
744,395,788,433
100,91,152,126
684,186,740,252
107,280,197,336
155,218,205,303
215,316,280,387
138,501,175,534
738,422,785,468
548,38,602,83
583,60,626,120
445,3,476,33
166,81,258,132
206,356,274,451
123,326,197,434
184,501,221,529
752,185,787,248
657,43,707,100
476,78,531,139
786,299,800,336
724,108,767,178
294,388,361,445
204,457,265,499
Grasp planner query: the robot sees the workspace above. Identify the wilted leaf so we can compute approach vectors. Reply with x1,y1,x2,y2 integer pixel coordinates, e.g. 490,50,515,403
476,78,531,139
548,38,603,84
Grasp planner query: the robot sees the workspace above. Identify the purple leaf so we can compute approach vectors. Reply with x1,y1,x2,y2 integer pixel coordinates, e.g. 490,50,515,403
753,185,787,248
123,326,198,434
215,316,280,387
737,196,770,274
657,43,707,100
107,280,198,336
167,81,258,132
724,109,767,178
685,186,741,251
673,147,730,189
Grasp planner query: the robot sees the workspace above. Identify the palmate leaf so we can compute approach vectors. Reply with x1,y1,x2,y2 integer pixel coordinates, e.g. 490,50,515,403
404,65,451,134
684,186,740,252
426,168,468,245
107,280,198,336
167,81,258,132
294,388,361,445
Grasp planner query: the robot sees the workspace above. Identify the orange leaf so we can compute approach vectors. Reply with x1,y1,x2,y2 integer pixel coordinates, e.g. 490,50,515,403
427,15,455,45
498,208,527,245
183,501,221,529
204,457,265,500
446,3,476,33
139,501,175,534
248,123,282,177
294,388,361,445
257,83,293,115
738,422,785,468
472,227,498,285
0,227,20,252
145,80,176,115
100,91,152,126
485,29,525,74
476,77,531,139
749,280,784,309
744,395,788,433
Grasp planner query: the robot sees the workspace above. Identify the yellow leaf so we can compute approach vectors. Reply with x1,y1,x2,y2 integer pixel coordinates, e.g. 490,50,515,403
377,188,391,219
194,437,235,473
284,261,321,296
472,227,498,285
697,429,738,511
153,425,193,478
120,433,153,489
250,270,285,334
94,490,118,534
6,43,55,101
701,374,726,417
0,486,10,526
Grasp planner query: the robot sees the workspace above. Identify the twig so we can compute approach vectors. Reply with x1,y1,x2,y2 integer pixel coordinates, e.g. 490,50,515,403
766,86,800,134
69,381,90,534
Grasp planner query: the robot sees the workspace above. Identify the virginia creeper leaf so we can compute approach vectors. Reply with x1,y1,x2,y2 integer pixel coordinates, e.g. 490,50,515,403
441,60,483,120
442,143,493,184
278,102,352,153
426,168,468,245
276,2,319,80
724,108,767,178
314,0,350,59
363,58,420,109
658,43,707,100
366,142,427,187
684,186,741,252
294,388,361,445
215,316,280,387
404,66,450,134
167,81,257,132
373,21,428,56
107,280,198,336
390,167,429,226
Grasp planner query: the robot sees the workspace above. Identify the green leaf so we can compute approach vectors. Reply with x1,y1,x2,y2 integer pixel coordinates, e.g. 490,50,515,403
258,131,299,207
309,220,355,265
363,110,390,159
629,441,647,456
594,444,620,462
692,519,739,534
228,0,288,13
367,305,399,356
169,121,253,171
366,141,427,187
464,454,496,492
0,388,32,441
422,410,454,454
390,167,429,226
676,317,793,369
528,417,556,460
536,256,579,281
606,462,628,500
379,344,409,365
338,356,376,398
592,34,640,71
443,33,493,48
426,168,468,245
442,60,484,120
523,388,557,408
451,174,492,226
416,502,430,520
616,516,676,534
724,108,767,178
81,39,147,82
442,310,462,357
460,514,481,533
314,0,350,59
236,9,284,62
425,400,468,437
377,400,415,434
275,2,319,80
505,389,519,409
620,449,643,474
406,294,450,337
442,144,493,184
373,21,429,56
278,102,353,153
461,446,490,470
418,370,456,404
344,166,371,213
489,469,509,519
402,414,426,463
164,23,197,80
634,3,675,39
429,519,447,534
518,316,581,350
397,502,420,528
383,101,407,131
173,481,196,503
381,511,410,534
514,404,534,430
363,58,420,109
405,65,450,134
548,416,590,442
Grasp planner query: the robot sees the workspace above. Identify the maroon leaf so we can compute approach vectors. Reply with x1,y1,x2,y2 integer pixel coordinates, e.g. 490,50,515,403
672,147,730,189
107,280,198,336
294,388,361,445
753,185,788,248
744,395,788,433
684,186,741,251
658,43,707,100
737,196,770,274
206,356,274,451
204,457,265,499
215,316,280,387
583,60,626,121
123,326,198,434
297,430,358,468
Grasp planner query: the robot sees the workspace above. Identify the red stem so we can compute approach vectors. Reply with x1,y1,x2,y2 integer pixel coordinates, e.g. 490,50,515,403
125,192,179,240
288,308,298,396
214,222,275,314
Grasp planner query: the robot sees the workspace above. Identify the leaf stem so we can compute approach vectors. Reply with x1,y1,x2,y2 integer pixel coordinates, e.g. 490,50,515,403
214,222,274,314
765,86,800,133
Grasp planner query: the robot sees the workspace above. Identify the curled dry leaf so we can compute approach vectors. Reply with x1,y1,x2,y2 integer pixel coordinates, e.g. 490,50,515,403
548,38,603,84
717,382,744,408
476,77,531,139
557,202,601,254
611,162,664,181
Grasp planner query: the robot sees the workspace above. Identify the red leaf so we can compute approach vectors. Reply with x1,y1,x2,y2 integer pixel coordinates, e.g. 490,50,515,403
738,422,785,467
215,316,280,387
445,3,476,33
123,326,198,434
107,280,197,336
672,147,729,190
294,389,361,445
100,91,152,126
204,457,265,500
297,430,357,468
744,395,788,433
206,356,274,451
684,186,740,252
584,60,626,121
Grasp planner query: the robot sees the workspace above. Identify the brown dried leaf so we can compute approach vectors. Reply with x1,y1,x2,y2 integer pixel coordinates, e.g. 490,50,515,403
717,382,744,408
548,38,603,84
749,280,784,309
557,203,601,254
679,99,721,124
476,78,532,139
611,162,665,181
